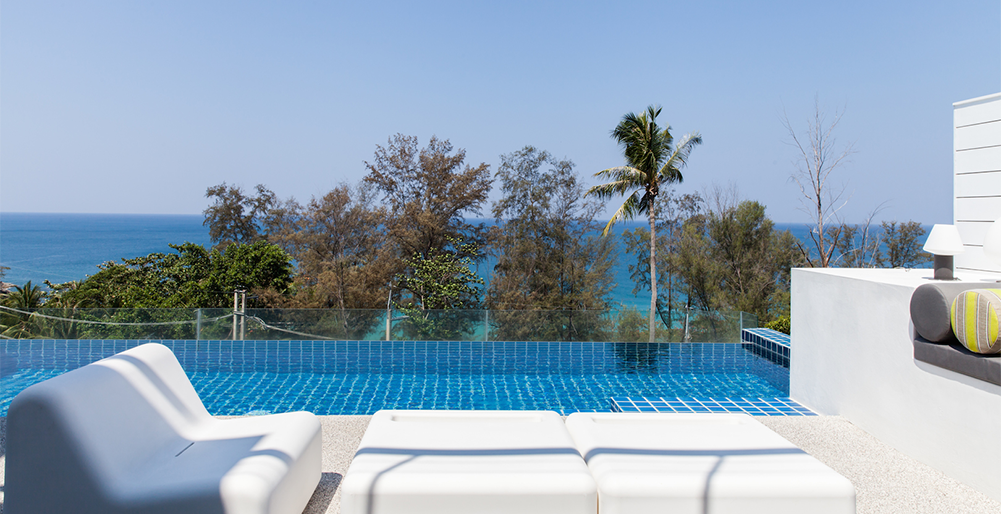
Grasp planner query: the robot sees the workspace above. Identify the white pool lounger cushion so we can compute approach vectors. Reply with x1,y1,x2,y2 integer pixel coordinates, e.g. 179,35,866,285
340,410,598,514
565,412,856,514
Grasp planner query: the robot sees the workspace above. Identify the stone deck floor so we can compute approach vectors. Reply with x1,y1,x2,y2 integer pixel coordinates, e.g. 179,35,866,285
1,415,998,514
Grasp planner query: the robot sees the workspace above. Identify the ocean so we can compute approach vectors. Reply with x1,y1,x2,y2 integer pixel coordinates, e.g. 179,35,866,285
0,213,212,285
0,212,901,309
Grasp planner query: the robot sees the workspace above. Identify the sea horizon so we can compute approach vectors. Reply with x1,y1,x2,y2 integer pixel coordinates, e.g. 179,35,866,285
0,212,926,310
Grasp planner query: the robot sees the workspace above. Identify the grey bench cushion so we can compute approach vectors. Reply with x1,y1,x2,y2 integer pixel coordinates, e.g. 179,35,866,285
913,336,1001,386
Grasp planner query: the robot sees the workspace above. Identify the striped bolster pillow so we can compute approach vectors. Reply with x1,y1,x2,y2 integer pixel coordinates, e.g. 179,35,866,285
950,289,1001,354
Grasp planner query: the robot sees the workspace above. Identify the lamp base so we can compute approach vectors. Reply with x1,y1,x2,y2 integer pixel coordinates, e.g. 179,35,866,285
933,254,955,280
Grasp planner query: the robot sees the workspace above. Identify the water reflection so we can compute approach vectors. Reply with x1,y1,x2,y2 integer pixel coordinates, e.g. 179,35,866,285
611,342,663,373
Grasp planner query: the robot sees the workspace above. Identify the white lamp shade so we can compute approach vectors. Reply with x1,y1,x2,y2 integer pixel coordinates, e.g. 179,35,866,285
923,224,965,255
983,218,1001,263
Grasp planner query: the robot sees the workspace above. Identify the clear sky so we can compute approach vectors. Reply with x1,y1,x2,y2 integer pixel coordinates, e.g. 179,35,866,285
2,0,999,224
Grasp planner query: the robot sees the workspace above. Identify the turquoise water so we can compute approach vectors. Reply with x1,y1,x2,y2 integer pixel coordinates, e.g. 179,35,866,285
0,212,890,309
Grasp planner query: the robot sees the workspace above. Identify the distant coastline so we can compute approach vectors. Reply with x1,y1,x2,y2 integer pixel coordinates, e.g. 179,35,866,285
0,212,926,310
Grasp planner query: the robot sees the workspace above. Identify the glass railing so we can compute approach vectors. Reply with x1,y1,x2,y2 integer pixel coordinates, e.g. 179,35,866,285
0,307,757,343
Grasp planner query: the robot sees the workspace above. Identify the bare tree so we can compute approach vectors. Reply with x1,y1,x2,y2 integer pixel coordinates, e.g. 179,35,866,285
782,98,854,267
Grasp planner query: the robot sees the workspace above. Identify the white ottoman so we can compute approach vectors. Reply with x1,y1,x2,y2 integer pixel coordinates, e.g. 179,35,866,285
565,413,855,514
340,410,597,514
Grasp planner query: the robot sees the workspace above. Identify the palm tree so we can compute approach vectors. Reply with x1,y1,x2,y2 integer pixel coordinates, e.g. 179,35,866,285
586,105,701,342
1,280,47,338
3,280,46,310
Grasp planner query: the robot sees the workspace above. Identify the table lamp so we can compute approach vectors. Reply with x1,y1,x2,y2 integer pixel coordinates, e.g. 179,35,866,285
923,224,965,280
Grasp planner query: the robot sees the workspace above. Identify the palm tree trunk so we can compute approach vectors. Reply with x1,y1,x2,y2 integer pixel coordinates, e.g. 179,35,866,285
667,267,673,342
649,209,657,343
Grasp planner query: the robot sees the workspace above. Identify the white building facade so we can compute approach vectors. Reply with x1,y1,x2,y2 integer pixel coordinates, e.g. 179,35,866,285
954,92,1001,273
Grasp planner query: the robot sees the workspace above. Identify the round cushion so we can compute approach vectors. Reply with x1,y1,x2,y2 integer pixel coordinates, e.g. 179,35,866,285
950,289,1001,354
910,283,980,342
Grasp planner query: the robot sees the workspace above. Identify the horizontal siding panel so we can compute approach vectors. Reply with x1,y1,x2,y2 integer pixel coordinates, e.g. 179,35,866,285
955,96,1001,127
955,145,1001,173
955,171,1001,197
955,247,1001,275
955,121,1001,151
956,220,993,247
954,196,1001,221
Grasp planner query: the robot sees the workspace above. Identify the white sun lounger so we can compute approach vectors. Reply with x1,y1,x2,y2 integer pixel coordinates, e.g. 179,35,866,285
5,343,322,514
340,410,598,514
565,412,855,514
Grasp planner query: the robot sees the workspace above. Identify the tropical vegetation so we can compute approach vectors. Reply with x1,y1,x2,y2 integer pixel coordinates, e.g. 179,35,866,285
1,117,932,341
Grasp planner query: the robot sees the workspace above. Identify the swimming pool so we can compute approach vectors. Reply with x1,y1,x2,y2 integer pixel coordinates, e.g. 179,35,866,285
0,340,790,416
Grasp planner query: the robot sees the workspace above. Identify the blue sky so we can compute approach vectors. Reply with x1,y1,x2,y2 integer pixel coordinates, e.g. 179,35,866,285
2,0,998,224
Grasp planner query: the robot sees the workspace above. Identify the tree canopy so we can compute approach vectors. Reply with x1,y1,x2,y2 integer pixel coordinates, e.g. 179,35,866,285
488,146,616,341
364,134,492,260
673,191,800,323
203,183,279,249
879,221,929,268
267,184,393,311
394,236,485,340
54,241,294,309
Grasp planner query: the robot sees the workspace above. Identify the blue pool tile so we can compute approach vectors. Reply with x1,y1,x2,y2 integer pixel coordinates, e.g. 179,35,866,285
2,340,795,416
608,396,815,416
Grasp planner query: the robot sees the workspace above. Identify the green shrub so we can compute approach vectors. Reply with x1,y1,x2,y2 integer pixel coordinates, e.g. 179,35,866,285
764,315,790,335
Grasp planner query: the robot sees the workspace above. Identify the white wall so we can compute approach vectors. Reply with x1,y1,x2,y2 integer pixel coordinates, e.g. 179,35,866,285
790,268,1001,502
954,92,1001,274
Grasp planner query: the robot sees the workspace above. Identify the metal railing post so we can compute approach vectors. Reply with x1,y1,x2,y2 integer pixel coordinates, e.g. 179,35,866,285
232,291,238,341
240,290,246,340
386,285,392,341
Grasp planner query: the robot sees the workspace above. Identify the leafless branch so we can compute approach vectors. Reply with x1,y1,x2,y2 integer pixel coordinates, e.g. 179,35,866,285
782,96,856,267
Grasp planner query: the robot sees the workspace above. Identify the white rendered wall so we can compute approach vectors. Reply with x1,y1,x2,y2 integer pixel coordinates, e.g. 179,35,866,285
954,92,1001,274
790,268,1001,501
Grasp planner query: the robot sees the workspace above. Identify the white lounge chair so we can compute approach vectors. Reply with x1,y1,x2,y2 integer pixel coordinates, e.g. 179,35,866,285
340,410,597,514
565,412,855,514
5,343,322,514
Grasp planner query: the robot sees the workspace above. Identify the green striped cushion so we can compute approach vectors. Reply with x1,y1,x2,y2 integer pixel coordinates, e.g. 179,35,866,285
950,289,1001,354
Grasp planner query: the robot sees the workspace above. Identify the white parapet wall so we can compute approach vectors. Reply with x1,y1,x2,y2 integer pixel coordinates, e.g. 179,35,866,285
954,92,1001,274
790,267,1001,502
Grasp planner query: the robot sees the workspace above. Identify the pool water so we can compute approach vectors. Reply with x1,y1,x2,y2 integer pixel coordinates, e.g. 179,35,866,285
0,340,789,416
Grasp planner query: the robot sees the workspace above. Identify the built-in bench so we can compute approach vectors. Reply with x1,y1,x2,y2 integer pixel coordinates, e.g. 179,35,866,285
909,281,1001,386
